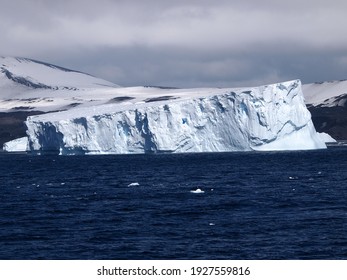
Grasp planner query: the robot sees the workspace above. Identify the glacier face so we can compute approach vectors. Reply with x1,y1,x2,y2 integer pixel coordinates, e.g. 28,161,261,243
25,80,326,155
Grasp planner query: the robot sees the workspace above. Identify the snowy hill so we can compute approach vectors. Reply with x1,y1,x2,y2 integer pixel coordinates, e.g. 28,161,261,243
303,80,347,107
0,56,119,112
0,56,118,90
302,80,347,140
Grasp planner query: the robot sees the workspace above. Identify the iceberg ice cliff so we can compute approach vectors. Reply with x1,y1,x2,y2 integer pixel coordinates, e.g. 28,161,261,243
25,80,326,155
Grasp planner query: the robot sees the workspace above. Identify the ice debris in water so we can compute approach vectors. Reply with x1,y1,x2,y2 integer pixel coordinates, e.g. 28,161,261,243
190,188,205,194
128,182,140,187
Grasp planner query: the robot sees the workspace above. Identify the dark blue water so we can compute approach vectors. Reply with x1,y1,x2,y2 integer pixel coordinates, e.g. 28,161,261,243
0,148,347,259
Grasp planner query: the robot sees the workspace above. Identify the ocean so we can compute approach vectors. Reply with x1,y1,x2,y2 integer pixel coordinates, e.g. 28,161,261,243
0,147,346,260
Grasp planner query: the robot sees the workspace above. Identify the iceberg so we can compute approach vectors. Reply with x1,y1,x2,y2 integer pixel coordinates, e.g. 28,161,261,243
3,137,28,152
24,80,326,155
318,132,337,143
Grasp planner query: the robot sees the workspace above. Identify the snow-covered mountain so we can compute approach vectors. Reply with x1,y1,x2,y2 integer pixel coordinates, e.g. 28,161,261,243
303,80,347,140
0,56,339,153
1,56,118,90
303,80,347,107
0,56,119,112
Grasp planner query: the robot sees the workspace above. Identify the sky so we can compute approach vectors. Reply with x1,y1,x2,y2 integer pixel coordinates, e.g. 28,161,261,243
1,0,347,88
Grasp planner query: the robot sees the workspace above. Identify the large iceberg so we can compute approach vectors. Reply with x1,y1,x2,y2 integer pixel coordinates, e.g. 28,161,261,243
25,80,326,155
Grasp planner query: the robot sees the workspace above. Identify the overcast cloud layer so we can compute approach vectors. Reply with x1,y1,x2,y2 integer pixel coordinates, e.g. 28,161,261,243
1,0,347,87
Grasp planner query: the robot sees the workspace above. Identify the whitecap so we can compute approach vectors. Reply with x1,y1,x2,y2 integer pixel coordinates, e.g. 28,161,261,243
128,182,140,187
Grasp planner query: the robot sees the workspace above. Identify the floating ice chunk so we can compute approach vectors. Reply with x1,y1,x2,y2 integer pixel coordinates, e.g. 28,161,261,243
190,188,205,194
318,132,337,143
3,137,28,152
209,223,215,226
128,182,140,187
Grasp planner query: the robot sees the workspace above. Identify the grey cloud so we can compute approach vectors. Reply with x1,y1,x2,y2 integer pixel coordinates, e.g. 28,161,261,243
1,0,347,87
48,45,347,89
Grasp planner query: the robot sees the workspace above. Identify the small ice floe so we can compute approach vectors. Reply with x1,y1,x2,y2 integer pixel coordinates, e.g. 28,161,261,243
190,188,205,194
209,223,215,226
128,182,140,187
289,176,298,180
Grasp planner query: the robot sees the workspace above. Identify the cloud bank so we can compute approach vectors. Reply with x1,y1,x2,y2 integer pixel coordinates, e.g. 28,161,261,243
1,0,347,87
